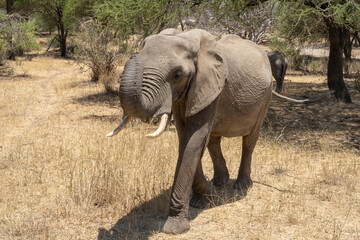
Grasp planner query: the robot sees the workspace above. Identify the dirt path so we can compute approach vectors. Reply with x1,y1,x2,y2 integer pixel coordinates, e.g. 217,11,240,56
13,78,56,139
2,61,66,143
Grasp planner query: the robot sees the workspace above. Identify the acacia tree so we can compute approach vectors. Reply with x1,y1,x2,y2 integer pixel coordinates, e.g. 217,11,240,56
208,0,358,103
274,0,360,103
94,0,189,40
14,0,94,57
35,0,89,56
6,0,15,13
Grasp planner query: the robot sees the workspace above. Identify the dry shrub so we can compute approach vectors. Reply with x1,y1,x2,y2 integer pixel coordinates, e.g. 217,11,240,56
0,46,6,65
74,20,127,84
99,67,121,95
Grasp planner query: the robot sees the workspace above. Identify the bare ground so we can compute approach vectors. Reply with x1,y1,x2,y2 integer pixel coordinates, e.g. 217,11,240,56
0,56,359,240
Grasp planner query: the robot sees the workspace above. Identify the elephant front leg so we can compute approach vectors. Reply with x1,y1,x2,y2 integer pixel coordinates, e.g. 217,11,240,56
162,133,210,234
163,100,218,234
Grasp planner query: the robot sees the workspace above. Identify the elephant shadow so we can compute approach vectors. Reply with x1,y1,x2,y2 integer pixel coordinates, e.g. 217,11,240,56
97,179,247,240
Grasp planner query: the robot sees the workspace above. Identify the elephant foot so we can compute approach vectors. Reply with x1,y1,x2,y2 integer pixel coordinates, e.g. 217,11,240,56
212,170,229,187
234,176,253,191
162,215,190,234
190,193,211,209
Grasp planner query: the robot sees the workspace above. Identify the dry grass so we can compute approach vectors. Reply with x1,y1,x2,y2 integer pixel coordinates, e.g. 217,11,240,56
0,55,359,240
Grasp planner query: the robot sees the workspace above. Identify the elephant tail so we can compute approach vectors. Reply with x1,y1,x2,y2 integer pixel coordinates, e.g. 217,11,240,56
272,90,334,103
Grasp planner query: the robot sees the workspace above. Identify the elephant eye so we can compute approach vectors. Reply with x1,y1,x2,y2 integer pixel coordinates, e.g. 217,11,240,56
174,70,182,79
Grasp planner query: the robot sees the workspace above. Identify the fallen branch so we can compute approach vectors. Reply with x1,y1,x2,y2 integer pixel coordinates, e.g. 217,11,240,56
46,35,59,52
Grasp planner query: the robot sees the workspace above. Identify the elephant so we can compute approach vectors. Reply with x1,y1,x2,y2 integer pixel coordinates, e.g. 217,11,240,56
267,51,288,93
106,29,325,234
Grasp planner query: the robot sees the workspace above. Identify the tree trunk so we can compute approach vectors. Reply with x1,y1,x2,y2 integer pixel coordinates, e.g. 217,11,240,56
57,22,67,57
6,0,14,13
343,30,351,75
325,18,352,103
56,6,67,57
59,33,67,57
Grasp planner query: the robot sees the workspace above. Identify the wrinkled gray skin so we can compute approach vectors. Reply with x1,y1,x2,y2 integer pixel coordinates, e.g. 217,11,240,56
268,51,288,93
119,29,272,234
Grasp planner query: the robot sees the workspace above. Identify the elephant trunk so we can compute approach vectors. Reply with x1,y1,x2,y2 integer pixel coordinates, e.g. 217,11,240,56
120,53,155,119
117,53,172,138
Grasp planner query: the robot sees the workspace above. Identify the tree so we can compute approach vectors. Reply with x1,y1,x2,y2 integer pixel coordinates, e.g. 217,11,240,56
94,0,195,40
209,0,359,103
35,0,88,56
273,0,360,103
12,0,95,57
6,0,15,13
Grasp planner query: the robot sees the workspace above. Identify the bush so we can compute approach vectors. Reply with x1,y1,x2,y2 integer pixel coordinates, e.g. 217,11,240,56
0,13,39,60
0,41,7,66
74,20,128,86
0,43,12,76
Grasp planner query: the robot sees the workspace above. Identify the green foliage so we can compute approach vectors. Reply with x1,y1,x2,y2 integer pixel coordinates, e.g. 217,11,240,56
94,0,183,39
13,0,34,14
273,0,360,44
0,41,7,65
13,0,96,56
273,2,326,44
315,0,360,31
0,14,39,60
31,0,93,31
203,0,274,43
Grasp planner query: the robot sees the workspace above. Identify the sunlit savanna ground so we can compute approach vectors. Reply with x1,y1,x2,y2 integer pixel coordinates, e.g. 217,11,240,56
0,54,359,239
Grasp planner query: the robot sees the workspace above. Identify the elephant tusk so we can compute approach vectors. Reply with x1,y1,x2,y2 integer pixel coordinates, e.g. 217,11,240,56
146,114,169,138
106,115,132,137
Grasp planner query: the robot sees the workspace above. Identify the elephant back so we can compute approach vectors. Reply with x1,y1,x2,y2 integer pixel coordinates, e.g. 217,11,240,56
218,35,272,106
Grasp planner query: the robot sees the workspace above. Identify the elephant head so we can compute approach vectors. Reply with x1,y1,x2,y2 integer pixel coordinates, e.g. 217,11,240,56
108,29,227,137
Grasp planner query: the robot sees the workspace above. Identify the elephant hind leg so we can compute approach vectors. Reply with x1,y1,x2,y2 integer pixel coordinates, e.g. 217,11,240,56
190,159,211,209
234,134,257,190
208,136,229,187
235,92,272,191
275,75,283,93
275,62,287,93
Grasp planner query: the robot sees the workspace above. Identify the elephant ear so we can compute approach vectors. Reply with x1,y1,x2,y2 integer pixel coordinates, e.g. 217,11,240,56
185,35,228,117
